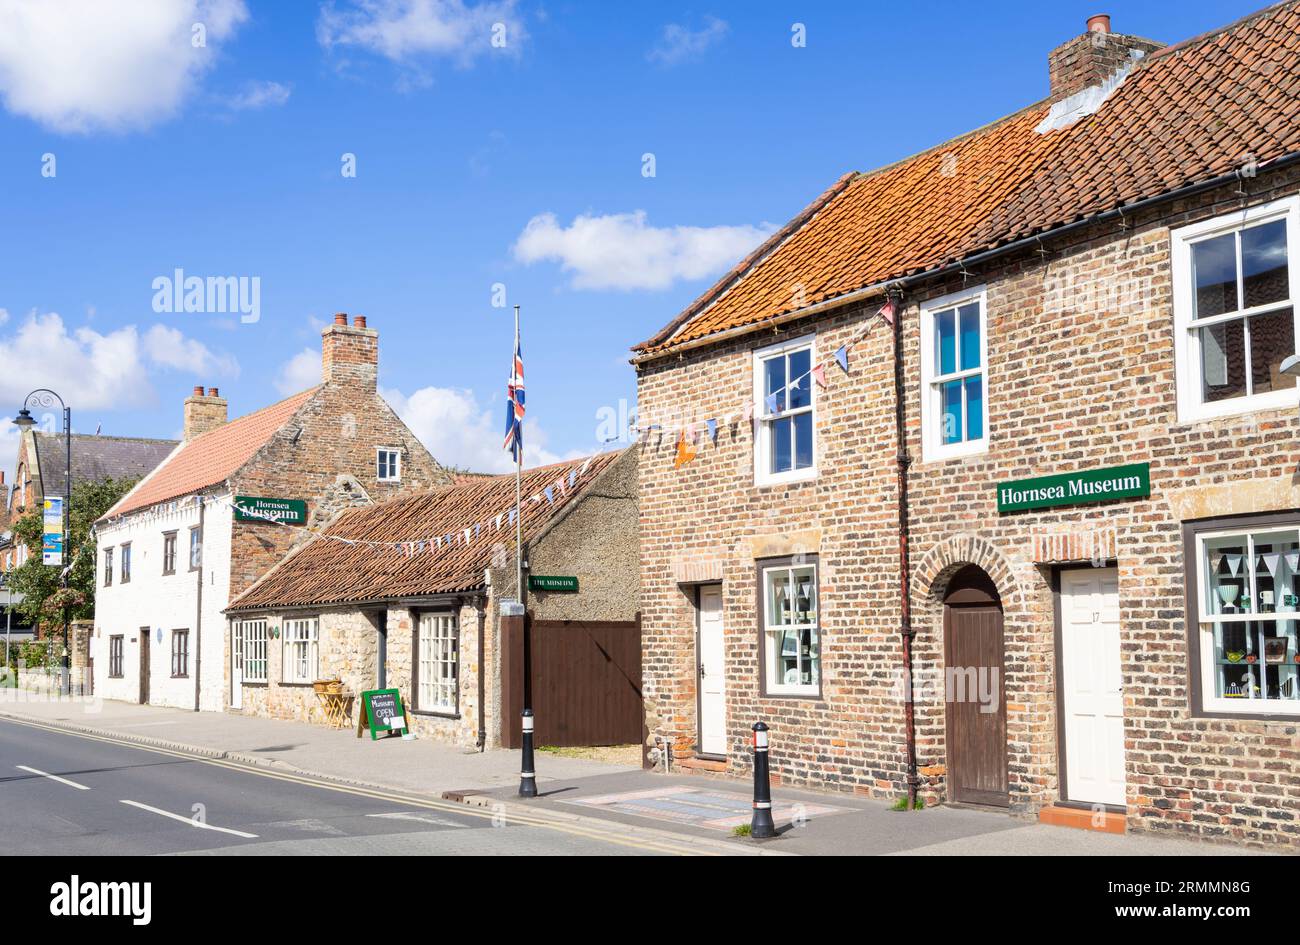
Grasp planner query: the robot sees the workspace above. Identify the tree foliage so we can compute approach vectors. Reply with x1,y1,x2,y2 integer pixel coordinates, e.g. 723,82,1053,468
6,477,138,627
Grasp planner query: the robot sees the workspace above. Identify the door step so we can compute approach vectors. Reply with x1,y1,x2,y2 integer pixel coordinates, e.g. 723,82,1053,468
1038,803,1126,834
675,755,728,774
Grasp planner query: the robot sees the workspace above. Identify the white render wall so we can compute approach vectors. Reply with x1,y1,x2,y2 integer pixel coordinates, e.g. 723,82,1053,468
92,494,232,712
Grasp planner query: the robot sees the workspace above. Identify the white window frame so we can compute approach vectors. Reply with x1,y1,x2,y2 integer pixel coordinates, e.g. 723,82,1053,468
1193,525,1300,717
920,285,989,463
761,560,820,697
751,333,817,487
376,447,402,482
103,546,113,587
240,619,268,683
416,611,458,714
282,617,319,685
1172,195,1300,423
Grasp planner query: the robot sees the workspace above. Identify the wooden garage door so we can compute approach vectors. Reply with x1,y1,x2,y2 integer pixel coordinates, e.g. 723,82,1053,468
944,569,1008,807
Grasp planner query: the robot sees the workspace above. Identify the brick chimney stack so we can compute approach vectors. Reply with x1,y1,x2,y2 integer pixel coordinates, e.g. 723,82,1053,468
183,385,228,441
321,312,378,389
1048,14,1163,100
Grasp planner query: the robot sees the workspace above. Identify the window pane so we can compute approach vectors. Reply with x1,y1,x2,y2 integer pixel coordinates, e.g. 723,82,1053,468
964,375,983,441
1241,219,1289,309
771,416,792,473
1251,530,1300,613
935,308,956,375
787,348,811,409
1204,535,1249,616
1248,307,1296,394
792,566,816,623
764,355,786,404
1192,231,1238,318
1199,319,1246,401
941,379,963,444
767,570,791,626
958,303,981,370
792,411,812,469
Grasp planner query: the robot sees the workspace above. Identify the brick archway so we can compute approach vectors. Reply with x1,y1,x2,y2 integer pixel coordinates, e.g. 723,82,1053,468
916,534,1018,607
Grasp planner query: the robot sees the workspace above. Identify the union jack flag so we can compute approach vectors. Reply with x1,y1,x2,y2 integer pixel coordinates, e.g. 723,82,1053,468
503,331,525,460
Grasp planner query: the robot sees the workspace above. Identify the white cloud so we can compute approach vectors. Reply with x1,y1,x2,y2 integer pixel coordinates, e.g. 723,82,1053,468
647,16,728,66
143,324,239,376
381,385,577,474
0,0,248,133
317,0,525,77
0,311,238,411
512,210,776,291
222,79,291,111
275,347,322,396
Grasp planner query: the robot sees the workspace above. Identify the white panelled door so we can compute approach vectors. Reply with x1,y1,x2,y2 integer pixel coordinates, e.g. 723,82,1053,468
1061,568,1125,806
697,585,727,756
230,622,243,710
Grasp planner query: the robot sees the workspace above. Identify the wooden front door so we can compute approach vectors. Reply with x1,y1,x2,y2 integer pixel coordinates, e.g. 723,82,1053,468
138,626,150,705
944,568,1007,807
1060,567,1125,806
696,584,726,756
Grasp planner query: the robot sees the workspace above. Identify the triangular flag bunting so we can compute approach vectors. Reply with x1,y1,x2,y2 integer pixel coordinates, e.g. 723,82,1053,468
705,418,718,443
835,345,849,373
878,298,896,325
812,364,827,388
674,432,697,468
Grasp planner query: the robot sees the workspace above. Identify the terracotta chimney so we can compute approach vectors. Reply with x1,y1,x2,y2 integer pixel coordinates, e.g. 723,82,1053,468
1047,15,1162,100
322,313,378,389
183,385,228,441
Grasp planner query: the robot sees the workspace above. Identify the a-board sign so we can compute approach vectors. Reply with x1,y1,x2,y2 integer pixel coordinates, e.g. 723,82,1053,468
357,688,408,740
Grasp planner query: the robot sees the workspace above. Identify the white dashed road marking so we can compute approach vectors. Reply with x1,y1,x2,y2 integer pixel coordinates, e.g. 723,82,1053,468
16,765,89,790
120,799,259,838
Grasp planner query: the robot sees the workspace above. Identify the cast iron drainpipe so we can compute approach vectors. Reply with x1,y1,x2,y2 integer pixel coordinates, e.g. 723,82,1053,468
890,288,920,808
475,594,487,751
193,497,204,713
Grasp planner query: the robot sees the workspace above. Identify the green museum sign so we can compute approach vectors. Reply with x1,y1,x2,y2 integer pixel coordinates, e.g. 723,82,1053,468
233,495,307,525
997,462,1150,513
529,575,579,593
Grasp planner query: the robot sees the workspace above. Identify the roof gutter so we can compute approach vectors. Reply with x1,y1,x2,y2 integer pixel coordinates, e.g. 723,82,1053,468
632,152,1300,366
225,589,484,617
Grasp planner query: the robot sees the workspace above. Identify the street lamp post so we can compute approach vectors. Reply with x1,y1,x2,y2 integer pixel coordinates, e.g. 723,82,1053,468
13,390,71,696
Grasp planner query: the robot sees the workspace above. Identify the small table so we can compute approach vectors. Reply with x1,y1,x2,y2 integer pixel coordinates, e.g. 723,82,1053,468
315,690,352,729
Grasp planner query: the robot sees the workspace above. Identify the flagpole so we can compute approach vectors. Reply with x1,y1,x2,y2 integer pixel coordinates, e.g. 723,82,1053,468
514,304,523,607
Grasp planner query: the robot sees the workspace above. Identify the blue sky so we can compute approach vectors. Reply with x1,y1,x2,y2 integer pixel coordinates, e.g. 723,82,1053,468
0,0,1266,476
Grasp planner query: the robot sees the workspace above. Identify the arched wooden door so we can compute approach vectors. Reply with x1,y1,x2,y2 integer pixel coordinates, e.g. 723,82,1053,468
943,565,1007,807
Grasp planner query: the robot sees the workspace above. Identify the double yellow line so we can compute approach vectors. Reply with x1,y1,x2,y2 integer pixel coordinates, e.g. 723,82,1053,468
1,715,712,856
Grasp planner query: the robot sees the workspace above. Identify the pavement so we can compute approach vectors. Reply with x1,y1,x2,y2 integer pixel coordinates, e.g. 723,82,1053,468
0,691,1273,856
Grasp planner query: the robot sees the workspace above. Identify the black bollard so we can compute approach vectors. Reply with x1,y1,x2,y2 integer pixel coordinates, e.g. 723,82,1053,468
751,721,775,838
519,708,538,797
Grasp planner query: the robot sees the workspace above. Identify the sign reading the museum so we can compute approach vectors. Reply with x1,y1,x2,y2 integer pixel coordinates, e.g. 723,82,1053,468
357,688,408,741
997,462,1150,513
233,496,307,525
528,575,579,593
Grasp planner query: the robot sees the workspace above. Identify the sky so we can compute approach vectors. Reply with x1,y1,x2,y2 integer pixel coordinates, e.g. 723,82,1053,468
0,0,1269,478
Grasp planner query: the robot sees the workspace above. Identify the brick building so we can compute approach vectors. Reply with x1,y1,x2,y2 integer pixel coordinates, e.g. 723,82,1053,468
0,429,176,572
91,314,450,710
224,449,637,749
633,6,1300,849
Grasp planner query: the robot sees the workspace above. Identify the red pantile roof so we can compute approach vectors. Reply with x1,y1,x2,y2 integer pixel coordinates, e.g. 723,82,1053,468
636,1,1300,356
226,450,623,611
102,388,318,519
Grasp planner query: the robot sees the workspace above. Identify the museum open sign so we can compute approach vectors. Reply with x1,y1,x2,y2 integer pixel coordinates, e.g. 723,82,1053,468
997,462,1150,513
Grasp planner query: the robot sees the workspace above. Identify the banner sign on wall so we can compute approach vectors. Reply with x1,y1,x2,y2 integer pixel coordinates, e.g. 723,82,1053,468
42,497,63,566
233,496,307,525
997,463,1151,513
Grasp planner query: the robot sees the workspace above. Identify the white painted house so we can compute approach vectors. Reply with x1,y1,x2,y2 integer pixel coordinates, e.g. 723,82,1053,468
91,316,449,711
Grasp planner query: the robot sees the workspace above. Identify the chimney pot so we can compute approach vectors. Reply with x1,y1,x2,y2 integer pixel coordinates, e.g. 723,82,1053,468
333,312,348,326
322,312,378,390
1087,14,1111,33
183,385,228,441
353,315,367,329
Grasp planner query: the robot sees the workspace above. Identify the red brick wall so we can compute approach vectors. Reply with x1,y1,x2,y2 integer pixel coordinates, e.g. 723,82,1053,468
637,167,1300,849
